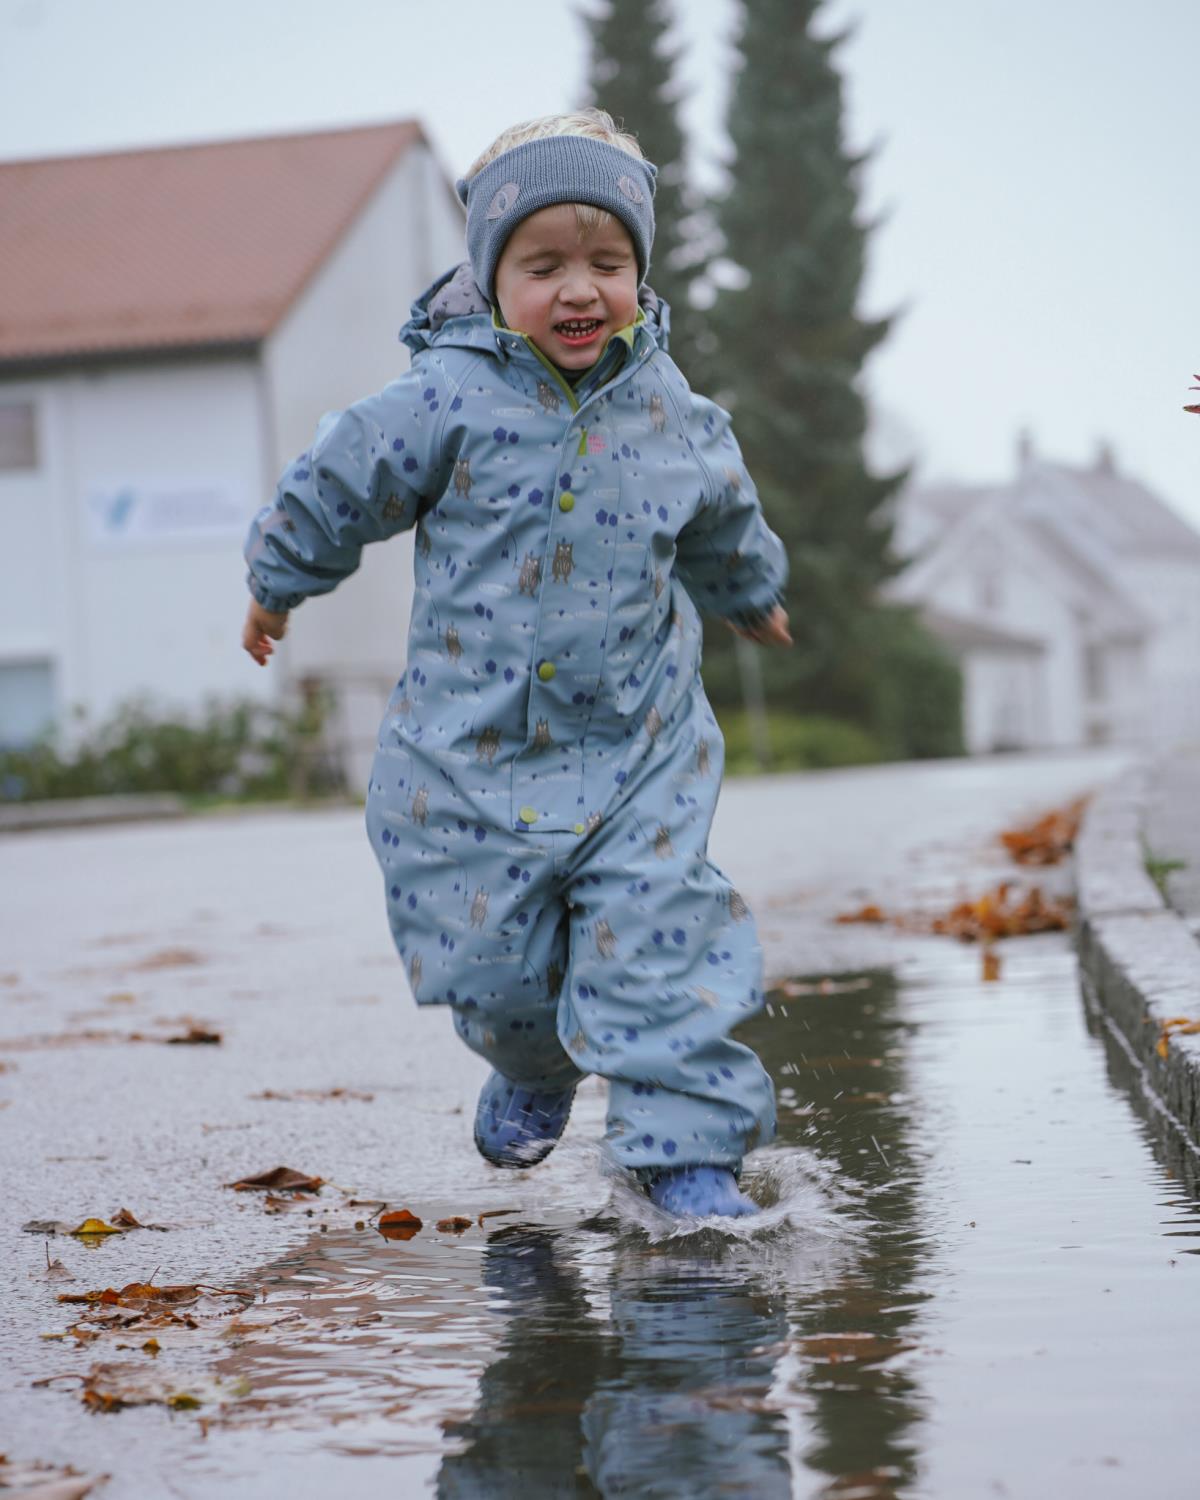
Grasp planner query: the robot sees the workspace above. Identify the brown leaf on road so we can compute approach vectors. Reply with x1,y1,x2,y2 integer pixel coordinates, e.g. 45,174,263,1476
982,949,1002,982
999,800,1084,865
129,947,204,971
36,1361,221,1414
251,1086,374,1103
228,1166,324,1193
835,904,887,925
165,1026,222,1045
41,1243,74,1281
58,1281,252,1308
436,1216,473,1234
377,1209,423,1241
477,1208,521,1227
931,883,1072,942
68,1218,123,1238
24,1210,169,1236
1156,1016,1200,1058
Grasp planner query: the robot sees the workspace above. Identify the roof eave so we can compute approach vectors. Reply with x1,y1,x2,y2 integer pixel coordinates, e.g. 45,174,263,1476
0,337,262,379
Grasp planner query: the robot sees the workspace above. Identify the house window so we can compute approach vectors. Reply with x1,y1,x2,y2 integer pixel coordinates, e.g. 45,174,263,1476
0,401,38,471
0,659,55,750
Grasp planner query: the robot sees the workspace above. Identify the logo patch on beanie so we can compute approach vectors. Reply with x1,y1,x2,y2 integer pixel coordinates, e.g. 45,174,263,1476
616,175,645,205
486,182,521,220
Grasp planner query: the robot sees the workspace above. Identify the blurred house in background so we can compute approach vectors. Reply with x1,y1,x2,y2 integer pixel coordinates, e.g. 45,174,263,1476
887,435,1200,753
0,120,464,774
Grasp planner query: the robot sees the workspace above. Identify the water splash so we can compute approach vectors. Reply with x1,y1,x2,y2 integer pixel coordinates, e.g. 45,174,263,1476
597,1144,868,1251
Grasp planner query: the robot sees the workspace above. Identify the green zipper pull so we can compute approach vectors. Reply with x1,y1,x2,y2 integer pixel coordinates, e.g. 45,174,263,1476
578,427,589,457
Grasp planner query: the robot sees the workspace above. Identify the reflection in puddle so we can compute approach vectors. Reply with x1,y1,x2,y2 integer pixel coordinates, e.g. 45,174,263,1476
168,958,1200,1496
196,973,927,1497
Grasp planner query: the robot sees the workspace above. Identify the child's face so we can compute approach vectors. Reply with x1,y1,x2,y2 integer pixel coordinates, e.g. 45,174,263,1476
493,205,639,373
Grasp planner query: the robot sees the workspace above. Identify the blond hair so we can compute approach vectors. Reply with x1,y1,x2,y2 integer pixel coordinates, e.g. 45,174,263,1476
464,108,644,236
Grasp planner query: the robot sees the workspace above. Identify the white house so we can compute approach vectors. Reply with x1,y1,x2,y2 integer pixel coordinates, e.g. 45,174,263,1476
0,120,467,777
887,436,1200,753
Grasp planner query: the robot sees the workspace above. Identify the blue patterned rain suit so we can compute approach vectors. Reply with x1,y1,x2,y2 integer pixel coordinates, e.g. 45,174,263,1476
244,262,788,1173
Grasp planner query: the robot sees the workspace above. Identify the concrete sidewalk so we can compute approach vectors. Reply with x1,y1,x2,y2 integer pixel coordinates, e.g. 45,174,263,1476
1076,747,1200,1147
1145,749,1200,938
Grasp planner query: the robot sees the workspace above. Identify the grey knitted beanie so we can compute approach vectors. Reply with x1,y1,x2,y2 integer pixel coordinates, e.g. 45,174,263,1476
455,135,657,305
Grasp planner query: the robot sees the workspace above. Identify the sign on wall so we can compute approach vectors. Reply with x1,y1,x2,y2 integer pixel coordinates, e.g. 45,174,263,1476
85,482,248,547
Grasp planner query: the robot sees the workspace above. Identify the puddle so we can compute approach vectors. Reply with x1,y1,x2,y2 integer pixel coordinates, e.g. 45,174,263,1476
17,947,1200,1497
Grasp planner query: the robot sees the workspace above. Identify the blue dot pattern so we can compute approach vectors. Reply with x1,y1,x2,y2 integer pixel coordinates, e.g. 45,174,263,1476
243,261,786,1170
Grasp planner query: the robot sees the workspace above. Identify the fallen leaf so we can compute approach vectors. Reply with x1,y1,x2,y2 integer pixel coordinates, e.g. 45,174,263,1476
129,948,204,971
377,1209,423,1241
106,991,137,1005
1156,1016,1200,1058
142,1338,160,1355
68,1218,122,1238
930,883,1072,942
982,950,1002,982
41,1247,74,1283
228,1166,323,1193
436,1216,472,1234
165,1026,222,1045
109,1208,143,1228
251,1086,373,1102
834,904,887,925
999,800,1085,866
477,1208,520,1226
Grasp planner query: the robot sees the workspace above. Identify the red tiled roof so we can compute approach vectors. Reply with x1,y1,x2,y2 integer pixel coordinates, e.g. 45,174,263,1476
0,120,427,366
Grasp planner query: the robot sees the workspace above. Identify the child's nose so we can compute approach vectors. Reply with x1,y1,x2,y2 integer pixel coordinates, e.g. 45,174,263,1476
560,269,599,305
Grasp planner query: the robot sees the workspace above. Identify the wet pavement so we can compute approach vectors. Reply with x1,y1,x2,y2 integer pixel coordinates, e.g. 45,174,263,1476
5,749,1200,1497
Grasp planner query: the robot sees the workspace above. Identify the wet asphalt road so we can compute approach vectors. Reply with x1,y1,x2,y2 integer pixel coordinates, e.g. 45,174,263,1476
6,748,1200,1497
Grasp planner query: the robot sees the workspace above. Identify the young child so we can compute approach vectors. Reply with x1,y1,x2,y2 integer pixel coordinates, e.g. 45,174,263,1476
241,110,791,1218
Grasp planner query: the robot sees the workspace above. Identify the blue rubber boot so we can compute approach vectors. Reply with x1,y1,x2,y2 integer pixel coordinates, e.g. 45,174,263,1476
646,1165,757,1218
473,1070,577,1168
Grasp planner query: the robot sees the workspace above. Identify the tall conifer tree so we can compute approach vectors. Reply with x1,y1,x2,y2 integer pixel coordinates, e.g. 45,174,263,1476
583,0,706,378
703,0,916,729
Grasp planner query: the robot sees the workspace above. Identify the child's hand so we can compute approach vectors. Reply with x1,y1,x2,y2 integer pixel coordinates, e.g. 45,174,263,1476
242,599,289,666
727,605,793,648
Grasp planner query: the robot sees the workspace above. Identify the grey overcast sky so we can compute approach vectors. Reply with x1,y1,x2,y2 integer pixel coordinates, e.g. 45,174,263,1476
1,0,1196,525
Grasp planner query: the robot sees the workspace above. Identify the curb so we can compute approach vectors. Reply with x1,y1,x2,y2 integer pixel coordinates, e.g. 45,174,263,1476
0,793,187,834
1076,763,1200,1145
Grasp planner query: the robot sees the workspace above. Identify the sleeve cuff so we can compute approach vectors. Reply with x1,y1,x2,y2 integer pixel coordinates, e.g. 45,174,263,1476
246,573,301,614
721,578,787,629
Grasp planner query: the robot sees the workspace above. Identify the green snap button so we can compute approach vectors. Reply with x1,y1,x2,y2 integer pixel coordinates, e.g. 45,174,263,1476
537,661,556,682
573,822,586,835
558,492,575,512
519,806,538,825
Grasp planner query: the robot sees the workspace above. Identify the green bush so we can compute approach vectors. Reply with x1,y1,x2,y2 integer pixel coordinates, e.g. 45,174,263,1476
861,607,965,760
717,709,885,775
0,693,340,804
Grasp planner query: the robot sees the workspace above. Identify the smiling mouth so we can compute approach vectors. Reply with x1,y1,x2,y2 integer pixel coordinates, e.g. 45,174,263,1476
554,319,603,342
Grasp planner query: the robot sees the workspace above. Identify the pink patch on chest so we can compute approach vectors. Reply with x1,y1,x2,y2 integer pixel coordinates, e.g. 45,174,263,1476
587,433,607,454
